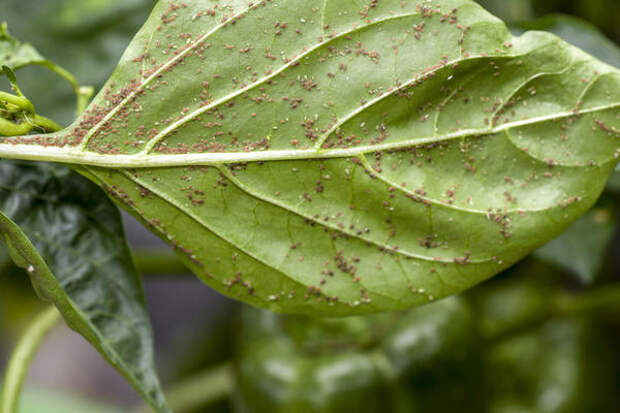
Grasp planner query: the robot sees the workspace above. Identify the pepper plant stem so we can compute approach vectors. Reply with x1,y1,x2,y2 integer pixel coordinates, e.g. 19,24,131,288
1,306,61,413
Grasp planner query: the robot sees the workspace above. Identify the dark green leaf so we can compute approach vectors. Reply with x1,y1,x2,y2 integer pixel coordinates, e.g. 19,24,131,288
474,0,534,23
606,163,620,192
512,14,620,69
0,161,169,412
535,202,617,284
468,259,563,340
474,258,620,411
1,0,619,315
53,0,155,35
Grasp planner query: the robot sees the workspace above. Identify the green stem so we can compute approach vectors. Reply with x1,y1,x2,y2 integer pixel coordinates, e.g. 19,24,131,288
1,306,61,413
0,114,62,137
30,114,62,133
76,86,95,117
0,118,31,136
133,363,234,413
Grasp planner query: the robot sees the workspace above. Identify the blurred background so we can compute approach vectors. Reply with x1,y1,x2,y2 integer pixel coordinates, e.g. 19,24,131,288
0,0,619,412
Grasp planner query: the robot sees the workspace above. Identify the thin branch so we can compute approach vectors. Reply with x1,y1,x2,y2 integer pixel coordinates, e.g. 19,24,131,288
1,306,61,413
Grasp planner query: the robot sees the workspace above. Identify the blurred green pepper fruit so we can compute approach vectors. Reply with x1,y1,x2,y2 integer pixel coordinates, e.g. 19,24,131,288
472,259,618,413
487,317,615,413
233,296,483,413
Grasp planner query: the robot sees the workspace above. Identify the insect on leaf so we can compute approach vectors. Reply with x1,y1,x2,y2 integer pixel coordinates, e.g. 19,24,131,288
0,0,619,315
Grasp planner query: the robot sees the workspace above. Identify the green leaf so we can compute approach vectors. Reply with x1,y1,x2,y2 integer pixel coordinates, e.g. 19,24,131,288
1,0,619,315
53,0,155,35
512,15,620,195
0,22,88,124
534,201,617,284
0,22,79,97
0,161,169,412
0,0,154,126
0,66,63,136
0,22,48,70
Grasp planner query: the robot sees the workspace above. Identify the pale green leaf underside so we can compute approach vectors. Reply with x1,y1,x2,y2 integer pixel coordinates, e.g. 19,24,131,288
2,0,619,314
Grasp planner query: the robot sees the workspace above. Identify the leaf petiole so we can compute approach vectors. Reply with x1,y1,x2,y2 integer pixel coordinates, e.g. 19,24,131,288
27,113,62,133
0,118,31,136
0,113,62,136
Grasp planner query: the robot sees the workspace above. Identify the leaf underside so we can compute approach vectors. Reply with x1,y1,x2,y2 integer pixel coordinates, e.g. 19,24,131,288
1,0,619,315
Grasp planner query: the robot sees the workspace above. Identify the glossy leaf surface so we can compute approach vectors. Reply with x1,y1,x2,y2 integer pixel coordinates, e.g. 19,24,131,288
1,0,619,314
0,161,168,412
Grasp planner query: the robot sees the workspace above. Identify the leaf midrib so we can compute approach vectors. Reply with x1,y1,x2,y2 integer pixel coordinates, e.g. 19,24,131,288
1,101,616,168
